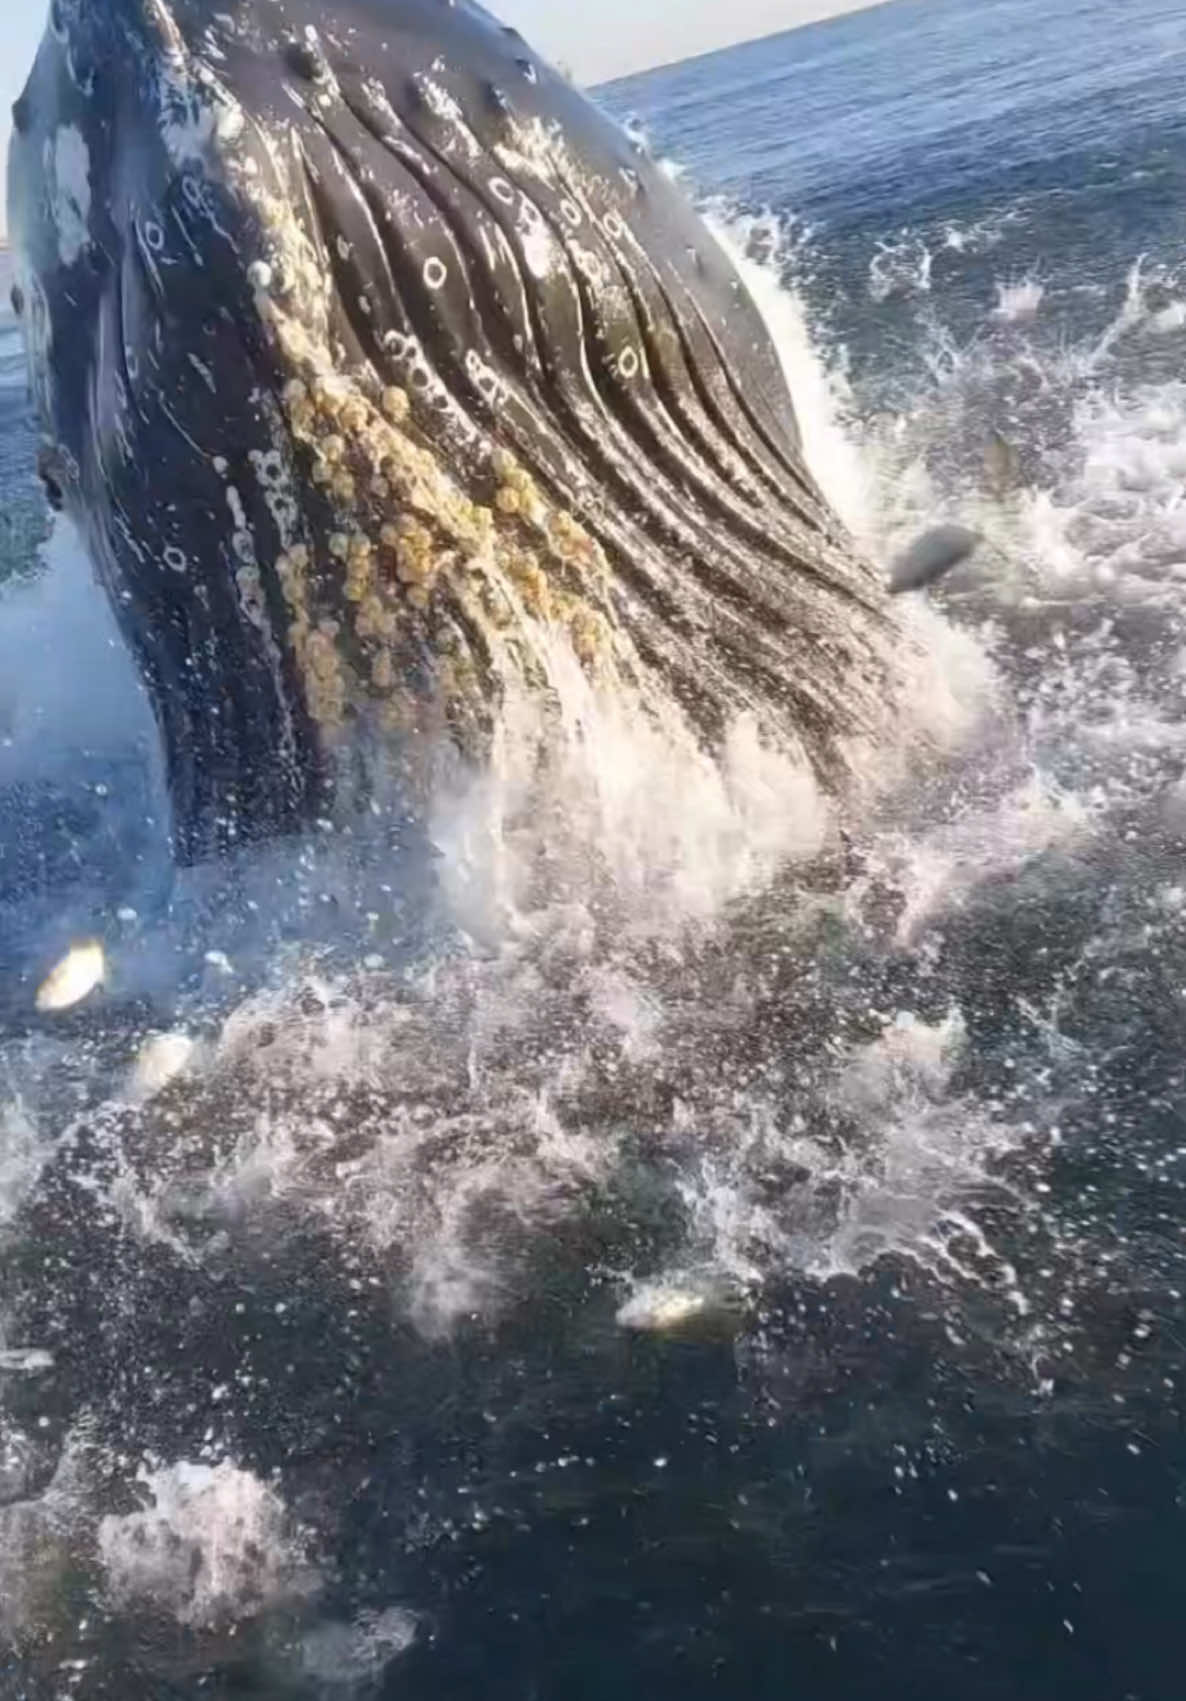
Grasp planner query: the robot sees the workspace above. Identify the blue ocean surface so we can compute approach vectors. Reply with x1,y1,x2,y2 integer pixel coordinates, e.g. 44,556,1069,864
3,0,1186,1696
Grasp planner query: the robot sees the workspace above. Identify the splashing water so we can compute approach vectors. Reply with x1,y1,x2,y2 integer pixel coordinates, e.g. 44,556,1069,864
4,160,1186,1683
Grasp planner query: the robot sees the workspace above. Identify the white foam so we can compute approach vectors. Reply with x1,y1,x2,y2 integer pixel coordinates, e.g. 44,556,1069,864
868,234,934,304
97,1460,316,1627
0,1083,37,1210
667,1010,1029,1307
298,1607,419,1687
707,209,874,541
0,1438,90,1644
430,642,830,945
127,1031,198,1101
992,275,1045,321
861,772,1092,947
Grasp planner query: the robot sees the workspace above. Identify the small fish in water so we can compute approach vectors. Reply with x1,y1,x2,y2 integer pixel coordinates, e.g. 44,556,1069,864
888,524,981,594
616,1277,748,1338
0,1348,54,1374
985,429,1021,495
129,1031,196,1102
35,939,105,1013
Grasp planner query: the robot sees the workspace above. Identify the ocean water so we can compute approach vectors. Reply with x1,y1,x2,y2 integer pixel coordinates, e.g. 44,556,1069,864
4,0,1186,1695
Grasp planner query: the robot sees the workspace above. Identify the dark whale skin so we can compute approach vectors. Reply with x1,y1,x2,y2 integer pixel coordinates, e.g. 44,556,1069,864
8,0,899,860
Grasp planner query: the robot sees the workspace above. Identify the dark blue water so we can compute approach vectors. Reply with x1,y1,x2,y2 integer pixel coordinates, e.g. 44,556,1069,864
5,0,1186,1695
602,0,1186,397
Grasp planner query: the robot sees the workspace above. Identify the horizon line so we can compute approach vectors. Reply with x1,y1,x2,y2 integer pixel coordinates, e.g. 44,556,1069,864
591,0,897,88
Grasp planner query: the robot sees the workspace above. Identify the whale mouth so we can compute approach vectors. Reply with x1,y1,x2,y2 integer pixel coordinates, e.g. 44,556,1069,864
8,0,900,862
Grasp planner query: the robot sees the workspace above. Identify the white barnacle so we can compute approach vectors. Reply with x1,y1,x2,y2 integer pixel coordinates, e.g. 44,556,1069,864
489,176,516,206
423,256,448,291
572,246,606,286
560,198,582,228
45,125,92,267
143,219,165,252
249,448,285,490
602,211,625,241
163,545,188,573
247,259,274,291
617,346,640,380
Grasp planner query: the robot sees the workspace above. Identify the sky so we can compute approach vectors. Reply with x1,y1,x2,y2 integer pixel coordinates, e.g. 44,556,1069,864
492,0,886,83
0,0,887,230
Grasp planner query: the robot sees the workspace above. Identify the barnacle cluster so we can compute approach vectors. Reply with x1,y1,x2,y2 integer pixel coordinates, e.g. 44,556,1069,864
262,329,616,744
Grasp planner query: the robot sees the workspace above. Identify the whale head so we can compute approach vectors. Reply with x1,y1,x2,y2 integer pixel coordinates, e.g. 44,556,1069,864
8,0,897,862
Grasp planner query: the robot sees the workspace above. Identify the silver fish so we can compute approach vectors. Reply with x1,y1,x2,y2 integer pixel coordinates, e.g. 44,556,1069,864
889,524,981,594
35,939,105,1013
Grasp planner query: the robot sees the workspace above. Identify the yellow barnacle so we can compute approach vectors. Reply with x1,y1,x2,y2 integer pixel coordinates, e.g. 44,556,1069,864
381,386,410,422
307,642,340,684
332,472,357,505
288,400,316,440
371,651,395,690
313,379,345,418
379,692,416,733
570,608,603,663
283,378,308,408
395,546,429,585
371,475,391,500
329,533,350,559
339,396,369,434
322,434,346,466
495,485,521,516
345,551,375,602
357,594,386,638
347,533,373,564
379,522,402,550
407,584,431,611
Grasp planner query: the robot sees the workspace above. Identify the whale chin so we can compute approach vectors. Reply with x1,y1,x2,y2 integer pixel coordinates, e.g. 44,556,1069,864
7,0,900,863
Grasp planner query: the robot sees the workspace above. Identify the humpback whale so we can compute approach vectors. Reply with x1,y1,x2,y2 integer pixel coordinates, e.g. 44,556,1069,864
7,0,900,861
